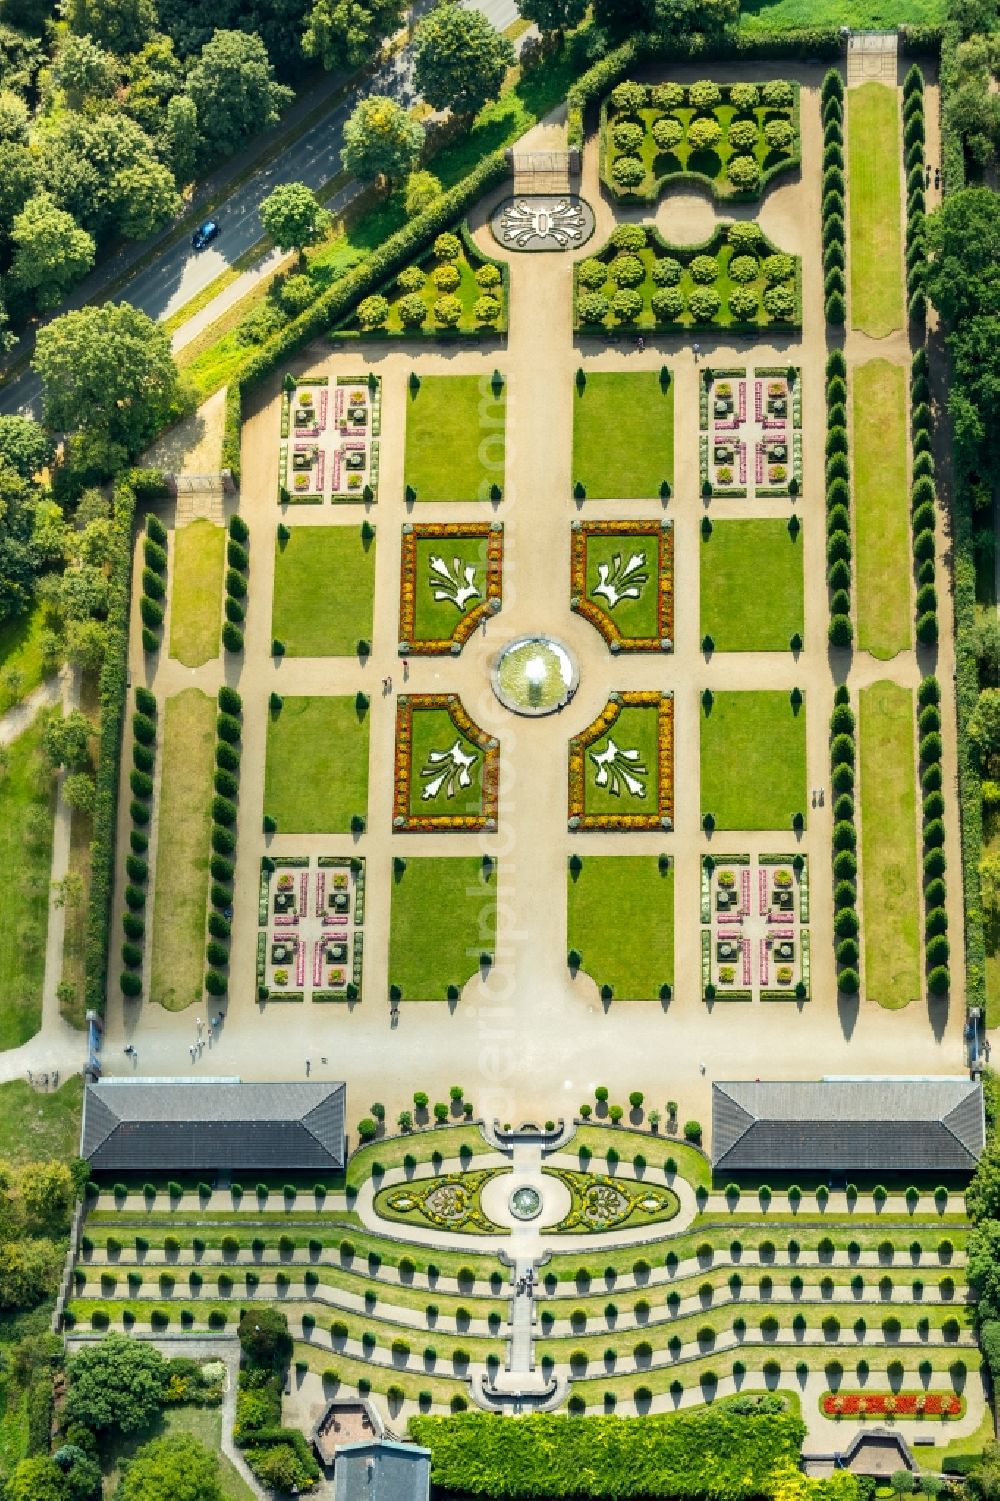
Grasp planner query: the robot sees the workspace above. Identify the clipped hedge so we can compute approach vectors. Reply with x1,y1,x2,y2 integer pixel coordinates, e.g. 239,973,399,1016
86,477,137,1015
223,514,249,654
205,685,242,996
410,1407,806,1499
820,70,845,326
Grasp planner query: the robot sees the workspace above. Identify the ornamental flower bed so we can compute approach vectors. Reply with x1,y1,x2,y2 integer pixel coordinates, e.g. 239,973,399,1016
568,691,673,831
570,519,673,652
601,78,800,204
821,1392,963,1420
399,522,504,654
393,694,499,832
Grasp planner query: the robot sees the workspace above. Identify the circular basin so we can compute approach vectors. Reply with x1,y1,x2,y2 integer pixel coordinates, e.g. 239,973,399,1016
509,1185,542,1221
492,636,578,717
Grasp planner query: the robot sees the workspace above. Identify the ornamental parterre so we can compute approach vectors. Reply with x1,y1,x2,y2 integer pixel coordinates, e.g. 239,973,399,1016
568,690,674,831
393,694,499,832
821,1392,962,1420
399,521,503,655
571,519,673,652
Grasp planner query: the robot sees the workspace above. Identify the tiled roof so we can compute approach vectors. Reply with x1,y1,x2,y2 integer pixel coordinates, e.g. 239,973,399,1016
334,1442,431,1501
712,1078,984,1173
82,1079,346,1172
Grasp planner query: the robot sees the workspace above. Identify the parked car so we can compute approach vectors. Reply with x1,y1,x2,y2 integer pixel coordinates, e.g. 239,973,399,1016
191,219,220,250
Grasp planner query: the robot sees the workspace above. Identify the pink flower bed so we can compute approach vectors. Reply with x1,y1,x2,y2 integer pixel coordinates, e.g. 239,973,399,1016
738,444,746,484
717,914,743,925
755,446,764,484
296,941,305,986
741,939,751,986
315,873,325,917
300,872,308,913
760,940,769,985
331,451,341,490
323,915,348,928
754,382,763,420
313,941,323,987
274,914,299,927
741,868,750,915
738,382,746,420
759,868,768,915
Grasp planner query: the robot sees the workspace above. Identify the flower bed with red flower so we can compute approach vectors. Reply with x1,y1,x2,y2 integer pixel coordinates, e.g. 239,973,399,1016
821,1391,963,1419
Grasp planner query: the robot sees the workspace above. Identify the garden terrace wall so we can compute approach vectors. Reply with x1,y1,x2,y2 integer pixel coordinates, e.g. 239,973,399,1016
86,476,136,1016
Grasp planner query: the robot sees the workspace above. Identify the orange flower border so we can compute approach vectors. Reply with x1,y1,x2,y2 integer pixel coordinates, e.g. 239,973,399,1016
570,520,674,653
568,691,674,832
393,693,499,832
399,522,503,656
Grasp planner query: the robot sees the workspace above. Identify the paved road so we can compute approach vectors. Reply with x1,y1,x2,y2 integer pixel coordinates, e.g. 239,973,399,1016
0,0,523,418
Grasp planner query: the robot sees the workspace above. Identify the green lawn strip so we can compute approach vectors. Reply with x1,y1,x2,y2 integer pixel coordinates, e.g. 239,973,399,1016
700,519,803,651
347,1126,497,1190
99,1402,255,1501
264,695,370,832
389,857,496,1001
567,858,673,999
700,690,807,831
0,1077,83,1165
413,534,491,642
566,1130,712,1190
585,706,662,820
150,688,216,1011
0,602,55,700
573,373,674,498
0,714,54,1047
404,375,506,502
295,1340,465,1405
848,82,904,337
853,360,912,658
168,520,226,667
921,1402,997,1471
408,709,486,820
272,525,375,656
859,681,922,1008
739,0,942,28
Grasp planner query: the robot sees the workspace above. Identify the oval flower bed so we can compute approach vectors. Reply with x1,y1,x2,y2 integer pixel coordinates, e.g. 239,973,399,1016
821,1391,963,1420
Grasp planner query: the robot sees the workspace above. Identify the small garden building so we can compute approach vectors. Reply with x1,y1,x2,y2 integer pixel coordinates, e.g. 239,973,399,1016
81,1078,347,1175
333,1440,431,1501
711,1077,984,1176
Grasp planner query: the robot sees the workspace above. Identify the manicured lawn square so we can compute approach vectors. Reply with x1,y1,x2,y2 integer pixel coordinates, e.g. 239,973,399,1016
573,372,674,498
389,857,496,1001
169,520,225,667
404,374,506,501
584,705,662,820
700,690,807,830
568,856,673,1000
408,708,485,820
853,360,912,660
700,518,803,651
859,680,921,1008
150,688,216,1012
413,534,490,643
272,525,375,656
848,83,904,338
264,696,369,832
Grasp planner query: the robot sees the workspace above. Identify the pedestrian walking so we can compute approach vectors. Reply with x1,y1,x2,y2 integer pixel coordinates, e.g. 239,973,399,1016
402,657,409,682
189,1045,195,1061
306,1058,311,1076
386,676,392,693
693,342,701,362
197,1017,203,1032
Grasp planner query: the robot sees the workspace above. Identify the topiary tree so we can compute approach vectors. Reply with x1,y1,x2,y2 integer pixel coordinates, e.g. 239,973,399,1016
610,155,644,189
652,116,683,152
727,155,761,191
687,116,722,152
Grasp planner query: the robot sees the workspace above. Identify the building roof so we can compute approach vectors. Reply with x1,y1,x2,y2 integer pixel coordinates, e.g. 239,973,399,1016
82,1079,346,1173
712,1078,984,1174
334,1442,431,1501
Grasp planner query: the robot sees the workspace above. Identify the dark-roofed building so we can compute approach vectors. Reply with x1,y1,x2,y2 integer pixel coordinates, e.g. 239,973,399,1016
82,1078,346,1175
712,1078,984,1176
333,1441,431,1501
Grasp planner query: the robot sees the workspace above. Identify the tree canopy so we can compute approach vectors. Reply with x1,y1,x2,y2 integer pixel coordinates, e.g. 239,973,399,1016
302,0,405,69
518,0,586,32
32,301,179,454
184,29,292,161
341,94,424,185
9,193,96,308
65,1333,167,1433
413,1,514,117
119,1433,223,1501
0,416,53,480
260,181,331,252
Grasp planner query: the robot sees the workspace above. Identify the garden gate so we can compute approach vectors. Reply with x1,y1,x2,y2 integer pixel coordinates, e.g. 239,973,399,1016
847,30,898,85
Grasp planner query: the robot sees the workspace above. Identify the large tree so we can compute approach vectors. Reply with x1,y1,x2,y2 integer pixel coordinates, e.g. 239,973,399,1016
302,0,405,70
9,194,96,310
38,111,178,242
0,463,37,622
0,416,53,480
340,94,423,186
119,1433,223,1501
185,29,292,162
413,1,514,118
63,0,157,54
65,1333,167,1434
32,302,179,453
260,181,331,254
6,1455,66,1501
51,32,117,109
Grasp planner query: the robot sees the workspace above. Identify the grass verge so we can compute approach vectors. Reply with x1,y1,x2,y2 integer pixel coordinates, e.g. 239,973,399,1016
169,520,226,668
853,359,911,659
574,372,674,499
848,82,904,338
859,680,921,1008
264,696,370,832
0,714,54,1047
272,525,375,656
700,519,803,651
0,1076,83,1164
404,375,506,502
700,691,807,832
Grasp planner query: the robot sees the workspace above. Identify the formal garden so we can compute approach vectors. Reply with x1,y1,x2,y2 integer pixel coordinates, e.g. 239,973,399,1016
278,374,381,505
404,371,507,502
567,855,675,1001
271,522,376,657
393,696,498,832
341,228,508,339
700,519,804,653
701,854,810,1002
574,223,801,334
387,856,497,1002
569,693,674,832
399,522,504,654
257,854,365,1002
168,520,225,668
263,695,370,834
572,369,674,499
700,692,807,833
601,79,800,203
699,366,802,499
571,521,674,652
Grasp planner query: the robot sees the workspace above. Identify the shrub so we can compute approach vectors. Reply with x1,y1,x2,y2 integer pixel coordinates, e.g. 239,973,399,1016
687,116,722,152
652,116,683,152
578,258,607,290
652,288,685,321
612,121,644,154
651,257,682,286
727,155,761,191
764,285,796,320
728,119,758,152
609,254,644,288
688,288,720,322
729,288,759,321
611,289,643,323
690,255,719,285
578,293,610,324
611,80,647,115
611,155,644,188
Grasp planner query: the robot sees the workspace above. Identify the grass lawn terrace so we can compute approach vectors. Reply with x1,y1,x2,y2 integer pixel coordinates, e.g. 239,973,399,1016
168,519,225,668
700,690,807,831
150,688,216,1012
264,696,370,833
848,83,904,338
568,856,674,1000
271,524,375,657
700,519,803,651
404,374,506,502
574,372,674,499
0,714,54,1048
853,360,912,660
0,1076,83,1165
0,602,56,702
388,856,496,1001
859,680,921,1008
